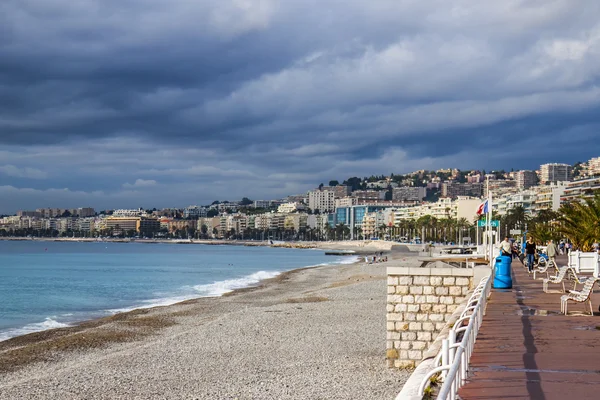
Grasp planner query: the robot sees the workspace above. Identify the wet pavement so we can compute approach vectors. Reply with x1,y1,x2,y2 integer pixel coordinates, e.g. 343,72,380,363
459,255,600,399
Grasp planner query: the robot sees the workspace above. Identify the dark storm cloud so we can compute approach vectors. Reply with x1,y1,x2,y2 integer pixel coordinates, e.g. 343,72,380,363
2,0,600,213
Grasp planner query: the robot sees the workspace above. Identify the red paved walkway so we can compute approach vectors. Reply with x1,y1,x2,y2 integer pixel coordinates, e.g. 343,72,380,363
459,256,600,399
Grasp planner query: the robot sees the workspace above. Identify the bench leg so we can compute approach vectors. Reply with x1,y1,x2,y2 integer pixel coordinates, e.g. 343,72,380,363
590,299,594,316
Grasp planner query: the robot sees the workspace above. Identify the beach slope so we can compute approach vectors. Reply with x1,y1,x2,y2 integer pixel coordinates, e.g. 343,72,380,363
0,255,412,399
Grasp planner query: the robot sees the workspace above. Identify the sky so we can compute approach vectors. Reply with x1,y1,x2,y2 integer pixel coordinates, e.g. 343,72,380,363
1,0,600,214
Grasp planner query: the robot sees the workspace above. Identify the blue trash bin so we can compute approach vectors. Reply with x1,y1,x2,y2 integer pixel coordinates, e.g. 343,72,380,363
493,255,513,289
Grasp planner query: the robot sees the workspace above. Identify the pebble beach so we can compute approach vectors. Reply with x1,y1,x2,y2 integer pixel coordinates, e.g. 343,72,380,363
0,245,414,399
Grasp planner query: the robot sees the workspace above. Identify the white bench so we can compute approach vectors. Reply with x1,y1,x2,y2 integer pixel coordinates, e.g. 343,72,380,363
568,251,600,278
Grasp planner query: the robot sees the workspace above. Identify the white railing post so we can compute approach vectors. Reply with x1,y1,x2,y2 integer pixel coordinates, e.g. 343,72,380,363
448,328,456,369
441,338,449,380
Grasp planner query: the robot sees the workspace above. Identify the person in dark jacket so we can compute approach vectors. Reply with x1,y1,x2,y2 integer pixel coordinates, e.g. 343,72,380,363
525,237,536,273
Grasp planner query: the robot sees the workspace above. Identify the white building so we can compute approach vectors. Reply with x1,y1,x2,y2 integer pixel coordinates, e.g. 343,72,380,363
183,206,207,218
307,214,329,234
308,190,335,213
532,183,566,212
389,197,480,223
113,208,144,217
540,163,572,184
277,202,305,213
252,200,272,209
335,197,358,208
562,176,600,202
585,156,600,177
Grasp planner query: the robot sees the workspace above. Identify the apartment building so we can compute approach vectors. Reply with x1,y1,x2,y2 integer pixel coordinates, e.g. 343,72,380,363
308,190,335,213
183,206,207,218
484,179,517,197
321,185,351,198
388,197,480,223
361,210,388,238
584,157,600,177
442,182,483,198
269,214,286,230
76,218,95,232
540,163,572,184
112,208,144,217
515,170,538,189
105,216,159,235
307,214,329,233
335,197,358,208
351,190,386,201
531,183,566,212
225,214,248,234
253,214,271,231
561,176,600,202
284,214,308,231
217,203,238,213
392,186,427,201
277,202,305,213
252,200,272,209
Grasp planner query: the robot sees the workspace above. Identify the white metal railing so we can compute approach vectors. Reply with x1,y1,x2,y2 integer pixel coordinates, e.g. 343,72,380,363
417,275,492,400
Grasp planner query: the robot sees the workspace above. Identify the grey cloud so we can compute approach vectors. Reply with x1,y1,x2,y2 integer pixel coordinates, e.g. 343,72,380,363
0,165,48,179
1,0,600,213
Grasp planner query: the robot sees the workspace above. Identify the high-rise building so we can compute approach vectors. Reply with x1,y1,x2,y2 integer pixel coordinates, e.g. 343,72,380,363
515,170,538,189
308,190,335,213
540,163,572,184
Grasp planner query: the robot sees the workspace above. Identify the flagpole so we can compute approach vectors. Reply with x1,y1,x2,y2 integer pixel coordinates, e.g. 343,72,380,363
486,176,493,263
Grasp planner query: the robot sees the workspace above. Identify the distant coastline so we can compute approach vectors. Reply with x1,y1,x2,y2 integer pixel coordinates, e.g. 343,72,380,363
0,236,397,253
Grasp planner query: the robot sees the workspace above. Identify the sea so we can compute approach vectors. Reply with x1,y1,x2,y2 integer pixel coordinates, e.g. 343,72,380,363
0,240,358,341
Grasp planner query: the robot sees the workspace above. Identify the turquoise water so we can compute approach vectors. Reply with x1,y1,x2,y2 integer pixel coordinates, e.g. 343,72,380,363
0,241,356,341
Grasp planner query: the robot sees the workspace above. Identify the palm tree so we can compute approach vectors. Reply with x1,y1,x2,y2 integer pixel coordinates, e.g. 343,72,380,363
501,205,528,231
556,192,600,251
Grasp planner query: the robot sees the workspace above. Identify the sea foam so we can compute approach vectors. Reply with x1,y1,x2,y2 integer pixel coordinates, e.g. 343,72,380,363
192,270,281,297
106,270,282,314
0,317,70,342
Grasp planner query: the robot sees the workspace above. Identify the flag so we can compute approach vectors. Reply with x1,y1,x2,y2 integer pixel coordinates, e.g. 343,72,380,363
476,200,488,216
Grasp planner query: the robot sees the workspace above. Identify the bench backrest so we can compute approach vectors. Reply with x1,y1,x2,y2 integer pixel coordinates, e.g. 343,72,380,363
573,278,598,301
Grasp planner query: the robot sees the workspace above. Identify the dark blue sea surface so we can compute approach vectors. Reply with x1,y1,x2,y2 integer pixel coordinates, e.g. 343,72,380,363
0,241,356,341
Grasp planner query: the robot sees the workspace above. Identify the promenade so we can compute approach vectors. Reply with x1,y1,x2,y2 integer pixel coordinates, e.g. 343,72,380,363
459,255,600,399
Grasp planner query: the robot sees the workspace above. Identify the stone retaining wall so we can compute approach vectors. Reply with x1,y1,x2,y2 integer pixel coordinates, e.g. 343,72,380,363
386,266,486,369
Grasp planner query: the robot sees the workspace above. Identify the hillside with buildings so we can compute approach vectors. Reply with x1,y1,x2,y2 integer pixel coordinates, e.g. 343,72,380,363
2,157,600,242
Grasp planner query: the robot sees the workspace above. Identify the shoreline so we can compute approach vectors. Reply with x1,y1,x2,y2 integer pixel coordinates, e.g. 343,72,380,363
0,251,365,344
0,240,402,345
0,245,412,399
0,236,399,250
0,263,322,368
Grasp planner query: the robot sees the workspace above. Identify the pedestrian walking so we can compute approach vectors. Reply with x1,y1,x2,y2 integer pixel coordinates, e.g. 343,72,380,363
546,239,559,266
524,237,536,273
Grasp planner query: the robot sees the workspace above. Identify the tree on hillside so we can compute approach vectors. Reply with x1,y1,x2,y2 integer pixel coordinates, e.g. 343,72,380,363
343,177,363,191
240,197,253,205
328,180,339,186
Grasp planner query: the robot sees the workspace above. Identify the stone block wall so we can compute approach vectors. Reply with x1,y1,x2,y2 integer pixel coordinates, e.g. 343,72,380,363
386,267,475,369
